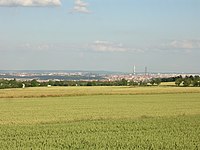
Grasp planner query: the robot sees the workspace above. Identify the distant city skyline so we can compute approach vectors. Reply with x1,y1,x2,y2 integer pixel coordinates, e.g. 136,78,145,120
0,0,200,73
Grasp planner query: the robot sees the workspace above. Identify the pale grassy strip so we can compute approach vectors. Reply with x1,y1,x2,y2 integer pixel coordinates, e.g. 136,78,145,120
0,86,200,98
160,82,175,86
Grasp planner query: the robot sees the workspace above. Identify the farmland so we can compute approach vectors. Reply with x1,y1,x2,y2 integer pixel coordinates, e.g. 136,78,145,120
1,86,200,98
0,86,200,149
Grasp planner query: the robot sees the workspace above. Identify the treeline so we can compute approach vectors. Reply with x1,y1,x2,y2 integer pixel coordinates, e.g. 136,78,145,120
161,76,181,82
175,76,200,87
0,78,162,89
0,79,23,89
0,76,200,89
1,76,199,89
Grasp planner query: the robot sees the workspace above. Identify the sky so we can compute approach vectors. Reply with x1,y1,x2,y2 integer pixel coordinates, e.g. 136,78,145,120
0,0,200,73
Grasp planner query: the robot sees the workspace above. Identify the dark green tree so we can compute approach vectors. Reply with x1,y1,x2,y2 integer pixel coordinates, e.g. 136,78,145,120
31,79,39,87
155,78,161,85
121,78,128,86
175,78,183,86
183,78,192,87
150,79,155,85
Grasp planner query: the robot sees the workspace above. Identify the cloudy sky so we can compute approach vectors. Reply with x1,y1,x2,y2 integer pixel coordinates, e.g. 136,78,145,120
0,0,199,73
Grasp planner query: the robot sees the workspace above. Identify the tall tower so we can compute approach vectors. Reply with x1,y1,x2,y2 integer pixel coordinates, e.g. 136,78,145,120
145,66,147,75
133,65,136,75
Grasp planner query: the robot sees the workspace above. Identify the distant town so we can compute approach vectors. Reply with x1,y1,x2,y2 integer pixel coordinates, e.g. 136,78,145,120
0,70,199,82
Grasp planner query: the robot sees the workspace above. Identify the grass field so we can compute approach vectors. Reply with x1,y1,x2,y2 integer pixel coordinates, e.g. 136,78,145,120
0,86,200,149
160,82,176,86
1,86,200,98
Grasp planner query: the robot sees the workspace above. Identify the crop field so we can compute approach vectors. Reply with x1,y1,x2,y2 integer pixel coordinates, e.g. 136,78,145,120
0,86,200,149
160,82,176,86
1,86,200,98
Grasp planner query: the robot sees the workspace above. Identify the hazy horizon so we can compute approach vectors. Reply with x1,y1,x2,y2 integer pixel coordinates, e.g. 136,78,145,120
0,0,199,73
0,69,199,74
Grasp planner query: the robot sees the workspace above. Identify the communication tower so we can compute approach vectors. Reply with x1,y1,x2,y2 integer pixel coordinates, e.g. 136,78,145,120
145,66,148,75
133,65,136,75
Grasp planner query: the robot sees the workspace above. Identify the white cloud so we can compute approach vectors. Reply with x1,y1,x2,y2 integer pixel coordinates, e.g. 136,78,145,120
153,39,200,53
90,39,200,54
0,0,91,14
20,42,84,52
72,0,90,13
169,40,200,49
0,0,61,7
20,42,55,51
91,41,128,52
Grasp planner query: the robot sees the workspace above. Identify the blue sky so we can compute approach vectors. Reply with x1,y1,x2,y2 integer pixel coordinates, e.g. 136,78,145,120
0,0,200,73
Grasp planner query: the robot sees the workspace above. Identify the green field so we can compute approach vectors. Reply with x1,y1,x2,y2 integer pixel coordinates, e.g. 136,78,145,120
0,87,200,149
1,86,200,98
